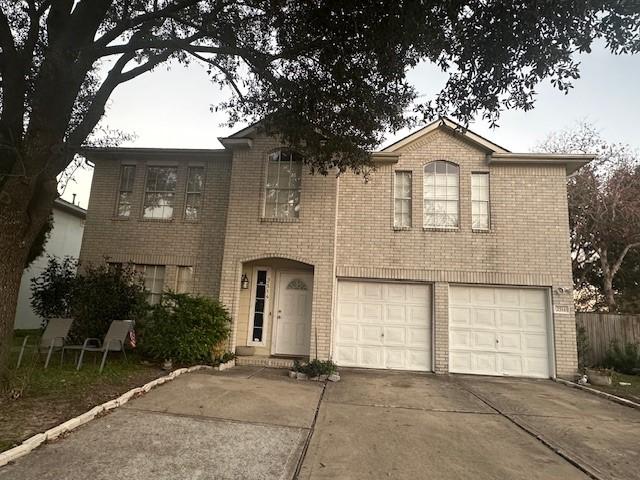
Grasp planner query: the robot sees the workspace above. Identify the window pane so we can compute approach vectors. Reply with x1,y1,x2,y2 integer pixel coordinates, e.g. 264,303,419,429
177,266,194,294
264,150,302,218
187,167,204,192
185,193,202,221
144,167,177,219
424,161,459,228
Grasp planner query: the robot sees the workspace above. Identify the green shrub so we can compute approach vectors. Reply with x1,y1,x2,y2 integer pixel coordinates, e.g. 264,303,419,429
70,263,148,340
293,359,337,377
30,256,77,324
139,292,231,364
603,341,640,374
31,257,148,340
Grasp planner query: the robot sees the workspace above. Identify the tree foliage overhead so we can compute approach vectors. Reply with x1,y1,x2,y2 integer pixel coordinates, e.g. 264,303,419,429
537,123,640,312
1,1,639,176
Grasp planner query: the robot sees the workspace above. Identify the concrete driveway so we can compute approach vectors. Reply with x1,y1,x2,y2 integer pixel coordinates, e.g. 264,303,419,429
2,368,639,480
299,370,640,480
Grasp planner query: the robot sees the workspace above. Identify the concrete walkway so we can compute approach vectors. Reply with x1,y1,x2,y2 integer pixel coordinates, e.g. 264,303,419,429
0,366,323,480
2,367,639,480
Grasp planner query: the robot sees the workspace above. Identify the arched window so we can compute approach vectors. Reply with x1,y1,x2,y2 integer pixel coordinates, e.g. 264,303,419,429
423,161,459,228
265,149,303,219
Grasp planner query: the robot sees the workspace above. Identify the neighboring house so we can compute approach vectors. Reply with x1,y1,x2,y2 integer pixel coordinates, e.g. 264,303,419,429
79,117,594,379
14,198,86,329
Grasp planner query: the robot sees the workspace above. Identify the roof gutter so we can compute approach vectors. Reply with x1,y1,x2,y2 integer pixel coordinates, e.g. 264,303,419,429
487,153,596,175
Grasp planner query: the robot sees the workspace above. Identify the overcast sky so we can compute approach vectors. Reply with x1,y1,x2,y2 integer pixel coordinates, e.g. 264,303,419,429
62,44,640,209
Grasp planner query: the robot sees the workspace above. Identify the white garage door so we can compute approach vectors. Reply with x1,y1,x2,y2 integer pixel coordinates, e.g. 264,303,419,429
334,280,432,371
449,285,552,378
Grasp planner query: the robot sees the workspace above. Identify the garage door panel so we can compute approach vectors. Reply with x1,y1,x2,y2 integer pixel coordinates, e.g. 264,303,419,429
474,309,496,328
335,280,431,371
498,310,521,329
362,303,383,322
386,305,405,323
450,285,551,378
450,307,471,326
473,331,497,349
359,347,383,368
360,325,384,344
523,311,546,330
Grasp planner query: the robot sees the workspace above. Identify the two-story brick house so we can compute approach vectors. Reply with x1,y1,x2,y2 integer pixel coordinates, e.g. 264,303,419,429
80,118,593,379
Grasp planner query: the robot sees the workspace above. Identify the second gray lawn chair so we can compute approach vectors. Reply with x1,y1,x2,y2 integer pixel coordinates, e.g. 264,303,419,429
16,317,73,368
65,320,131,373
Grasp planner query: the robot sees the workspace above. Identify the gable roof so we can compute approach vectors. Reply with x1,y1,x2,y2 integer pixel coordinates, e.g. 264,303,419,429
381,117,510,154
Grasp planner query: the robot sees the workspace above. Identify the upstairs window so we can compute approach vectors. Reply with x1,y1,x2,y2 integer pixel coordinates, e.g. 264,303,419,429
143,166,177,219
394,171,412,228
176,266,194,294
185,167,205,221
265,150,302,219
471,173,490,230
423,161,459,229
116,165,135,217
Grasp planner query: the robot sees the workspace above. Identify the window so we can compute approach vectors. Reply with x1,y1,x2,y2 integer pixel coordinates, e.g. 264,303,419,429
249,269,269,344
135,265,165,305
265,150,302,219
185,167,204,221
472,173,490,230
423,161,459,229
176,266,194,294
116,165,135,217
394,171,412,228
143,166,177,219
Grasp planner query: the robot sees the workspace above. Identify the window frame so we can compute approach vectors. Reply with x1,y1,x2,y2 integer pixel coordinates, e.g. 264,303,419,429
135,264,165,305
176,265,194,294
423,160,460,230
471,171,491,231
263,149,303,220
184,166,205,222
247,267,272,347
393,170,413,229
115,164,136,218
142,165,179,220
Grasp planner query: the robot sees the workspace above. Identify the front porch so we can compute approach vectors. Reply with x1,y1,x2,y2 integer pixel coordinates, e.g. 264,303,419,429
234,257,315,361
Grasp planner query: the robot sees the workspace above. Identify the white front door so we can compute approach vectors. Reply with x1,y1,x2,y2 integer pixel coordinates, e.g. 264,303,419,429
449,285,552,378
334,280,432,371
273,272,313,355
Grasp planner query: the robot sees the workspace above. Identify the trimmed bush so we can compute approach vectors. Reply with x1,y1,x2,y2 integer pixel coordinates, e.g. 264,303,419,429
139,292,231,364
31,257,147,340
293,359,337,377
603,341,640,375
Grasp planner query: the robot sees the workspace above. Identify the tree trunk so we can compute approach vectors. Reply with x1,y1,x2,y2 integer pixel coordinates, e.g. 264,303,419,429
603,273,616,313
0,172,57,384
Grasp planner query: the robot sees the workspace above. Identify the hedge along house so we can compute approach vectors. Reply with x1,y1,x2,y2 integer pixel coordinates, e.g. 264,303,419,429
79,117,594,378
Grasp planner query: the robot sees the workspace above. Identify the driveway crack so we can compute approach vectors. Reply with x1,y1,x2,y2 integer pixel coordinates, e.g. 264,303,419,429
292,381,327,479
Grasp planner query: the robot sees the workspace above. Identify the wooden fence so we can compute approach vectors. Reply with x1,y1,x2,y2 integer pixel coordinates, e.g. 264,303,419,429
575,312,640,366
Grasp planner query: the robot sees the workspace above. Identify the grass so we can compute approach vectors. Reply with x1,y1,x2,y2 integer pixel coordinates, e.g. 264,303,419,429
0,333,163,452
587,372,640,403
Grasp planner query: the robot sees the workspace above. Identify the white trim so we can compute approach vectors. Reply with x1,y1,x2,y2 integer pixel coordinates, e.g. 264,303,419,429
382,117,510,154
447,283,556,379
271,270,314,356
247,266,272,347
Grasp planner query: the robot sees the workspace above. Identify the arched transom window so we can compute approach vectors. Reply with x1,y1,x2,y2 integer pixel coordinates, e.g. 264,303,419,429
265,149,303,219
423,161,459,228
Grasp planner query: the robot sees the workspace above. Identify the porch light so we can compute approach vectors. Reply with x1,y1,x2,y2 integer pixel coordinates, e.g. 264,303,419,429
241,274,249,290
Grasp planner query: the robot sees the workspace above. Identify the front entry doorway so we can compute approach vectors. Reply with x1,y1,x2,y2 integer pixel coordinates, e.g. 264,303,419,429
273,271,313,356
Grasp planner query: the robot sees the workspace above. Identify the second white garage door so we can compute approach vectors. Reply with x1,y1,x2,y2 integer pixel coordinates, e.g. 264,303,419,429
449,285,552,378
334,280,431,371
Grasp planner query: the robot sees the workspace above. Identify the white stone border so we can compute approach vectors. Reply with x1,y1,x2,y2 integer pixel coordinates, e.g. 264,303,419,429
555,378,640,410
0,365,213,468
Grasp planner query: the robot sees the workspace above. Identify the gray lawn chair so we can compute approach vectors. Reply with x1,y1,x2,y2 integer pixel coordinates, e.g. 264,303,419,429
16,317,73,369
64,320,130,373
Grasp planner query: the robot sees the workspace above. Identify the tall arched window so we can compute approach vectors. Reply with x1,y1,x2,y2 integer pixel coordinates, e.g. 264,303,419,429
423,161,459,228
265,149,303,219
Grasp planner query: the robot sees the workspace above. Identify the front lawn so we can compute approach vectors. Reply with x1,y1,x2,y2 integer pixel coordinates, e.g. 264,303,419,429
0,332,164,452
588,372,640,404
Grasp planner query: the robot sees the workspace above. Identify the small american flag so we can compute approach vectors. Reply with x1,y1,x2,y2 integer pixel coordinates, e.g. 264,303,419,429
129,329,137,348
